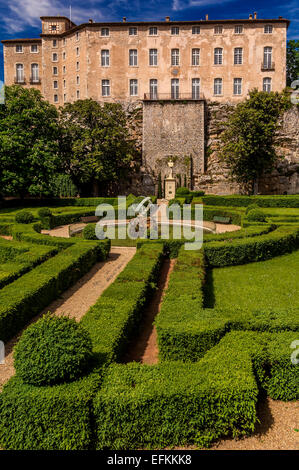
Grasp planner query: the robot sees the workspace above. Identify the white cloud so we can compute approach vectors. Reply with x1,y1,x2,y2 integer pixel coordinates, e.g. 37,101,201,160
3,0,104,33
172,0,234,11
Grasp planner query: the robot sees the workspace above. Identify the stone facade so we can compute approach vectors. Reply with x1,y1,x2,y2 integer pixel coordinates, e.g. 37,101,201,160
142,100,205,194
2,14,289,106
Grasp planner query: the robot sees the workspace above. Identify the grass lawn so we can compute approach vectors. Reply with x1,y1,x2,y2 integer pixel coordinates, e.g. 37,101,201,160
206,249,299,312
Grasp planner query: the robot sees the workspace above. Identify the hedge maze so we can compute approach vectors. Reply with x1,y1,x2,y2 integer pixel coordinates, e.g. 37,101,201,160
0,197,298,450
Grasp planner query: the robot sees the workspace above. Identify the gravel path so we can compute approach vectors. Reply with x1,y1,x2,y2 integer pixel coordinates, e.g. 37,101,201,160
123,258,176,365
0,246,136,389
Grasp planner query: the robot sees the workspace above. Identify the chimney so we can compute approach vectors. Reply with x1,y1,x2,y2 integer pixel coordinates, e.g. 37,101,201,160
249,14,253,19
254,12,257,19
205,14,209,20
165,16,170,22
278,16,283,19
89,19,93,23
123,17,126,22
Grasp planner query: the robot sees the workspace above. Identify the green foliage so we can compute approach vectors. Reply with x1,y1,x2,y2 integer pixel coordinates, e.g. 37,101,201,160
219,90,291,193
176,186,190,196
245,203,260,214
80,244,164,365
83,223,97,240
59,99,136,190
157,172,163,199
0,235,110,342
50,174,78,198
247,208,267,222
37,207,52,218
94,342,258,449
15,210,34,224
0,373,99,450
204,225,299,267
0,86,59,197
287,40,299,86
202,194,299,208
14,315,93,386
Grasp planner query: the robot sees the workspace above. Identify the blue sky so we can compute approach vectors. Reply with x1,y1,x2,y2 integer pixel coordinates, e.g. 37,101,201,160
0,0,298,82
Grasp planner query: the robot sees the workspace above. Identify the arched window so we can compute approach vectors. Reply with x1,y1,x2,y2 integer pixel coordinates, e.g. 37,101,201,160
31,63,39,83
16,64,24,83
263,77,272,92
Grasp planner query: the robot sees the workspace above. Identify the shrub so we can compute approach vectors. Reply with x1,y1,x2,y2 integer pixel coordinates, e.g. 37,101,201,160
83,223,97,240
247,208,267,222
14,315,93,386
176,187,190,196
38,207,52,218
245,203,259,215
15,211,34,224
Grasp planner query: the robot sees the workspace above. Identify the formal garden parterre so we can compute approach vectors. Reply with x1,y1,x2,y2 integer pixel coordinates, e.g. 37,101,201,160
0,194,298,450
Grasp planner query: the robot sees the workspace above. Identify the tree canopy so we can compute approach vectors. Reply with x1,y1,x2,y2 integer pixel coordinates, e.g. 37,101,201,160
287,40,299,86
0,85,59,197
59,99,136,193
219,89,291,194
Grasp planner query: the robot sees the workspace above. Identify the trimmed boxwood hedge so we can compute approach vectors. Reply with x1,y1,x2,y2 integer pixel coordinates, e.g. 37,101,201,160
80,243,164,365
0,240,57,289
93,329,298,449
202,194,299,208
204,225,299,267
0,238,110,343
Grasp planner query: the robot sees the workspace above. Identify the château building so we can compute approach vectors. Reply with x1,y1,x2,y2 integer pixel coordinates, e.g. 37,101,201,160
2,14,296,196
2,13,289,105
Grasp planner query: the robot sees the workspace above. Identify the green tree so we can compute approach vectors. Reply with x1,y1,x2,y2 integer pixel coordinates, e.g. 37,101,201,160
59,99,136,194
220,89,290,194
157,172,163,198
287,40,299,86
0,85,59,197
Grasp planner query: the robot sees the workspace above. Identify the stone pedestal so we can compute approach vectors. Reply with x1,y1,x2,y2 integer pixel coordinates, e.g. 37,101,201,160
165,177,176,200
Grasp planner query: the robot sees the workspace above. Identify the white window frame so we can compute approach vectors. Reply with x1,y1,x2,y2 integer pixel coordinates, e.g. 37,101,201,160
31,63,39,82
192,48,200,66
171,26,179,35
214,78,223,95
171,49,180,66
53,66,58,75
264,25,273,34
214,48,223,65
149,49,158,66
192,26,200,35
234,25,243,34
16,63,24,82
214,25,223,34
129,49,138,67
129,27,138,36
52,53,58,62
149,79,158,99
233,78,242,95
263,47,272,68
102,79,110,96
192,78,200,99
31,44,38,53
234,48,243,65
54,94,59,103
149,26,158,36
263,77,272,92
171,78,180,99
16,45,23,53
52,39,58,48
53,80,58,89
101,49,110,67
130,79,138,96
101,28,110,37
